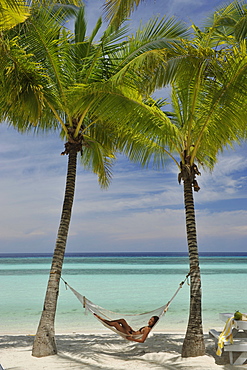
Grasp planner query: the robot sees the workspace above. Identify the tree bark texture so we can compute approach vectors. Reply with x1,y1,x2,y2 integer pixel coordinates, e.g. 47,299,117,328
32,149,77,357
181,177,205,357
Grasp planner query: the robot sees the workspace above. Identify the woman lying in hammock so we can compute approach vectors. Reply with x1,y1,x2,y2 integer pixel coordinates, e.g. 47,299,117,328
94,314,159,343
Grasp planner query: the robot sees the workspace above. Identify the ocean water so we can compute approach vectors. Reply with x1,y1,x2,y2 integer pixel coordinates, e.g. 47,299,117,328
0,252,246,335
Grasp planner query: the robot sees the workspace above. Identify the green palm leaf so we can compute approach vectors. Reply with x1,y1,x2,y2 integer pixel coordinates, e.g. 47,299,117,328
103,0,143,29
0,0,29,30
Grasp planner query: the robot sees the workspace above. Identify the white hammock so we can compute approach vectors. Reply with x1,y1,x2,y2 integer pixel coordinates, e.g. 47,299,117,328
61,273,190,339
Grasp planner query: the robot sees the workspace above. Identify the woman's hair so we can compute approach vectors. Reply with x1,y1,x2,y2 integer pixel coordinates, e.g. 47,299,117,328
149,316,159,328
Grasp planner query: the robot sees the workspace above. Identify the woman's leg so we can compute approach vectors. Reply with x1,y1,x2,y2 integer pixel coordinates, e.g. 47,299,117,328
94,315,132,334
106,318,132,334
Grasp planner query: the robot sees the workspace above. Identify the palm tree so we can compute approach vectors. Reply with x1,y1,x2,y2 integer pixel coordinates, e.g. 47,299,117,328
172,43,247,358
120,26,247,355
137,3,247,355
0,3,188,356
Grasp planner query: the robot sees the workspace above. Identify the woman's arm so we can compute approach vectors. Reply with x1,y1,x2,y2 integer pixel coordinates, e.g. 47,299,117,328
126,328,150,343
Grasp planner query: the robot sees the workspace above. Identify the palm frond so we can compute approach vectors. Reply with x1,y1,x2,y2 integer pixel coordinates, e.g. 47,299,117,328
0,37,48,125
80,135,115,188
68,80,181,154
103,0,143,29
108,16,189,93
0,0,29,30
201,0,247,44
19,8,76,109
169,38,247,168
33,0,84,6
74,5,86,43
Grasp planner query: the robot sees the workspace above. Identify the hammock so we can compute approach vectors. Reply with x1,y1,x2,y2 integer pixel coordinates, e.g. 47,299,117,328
61,273,190,339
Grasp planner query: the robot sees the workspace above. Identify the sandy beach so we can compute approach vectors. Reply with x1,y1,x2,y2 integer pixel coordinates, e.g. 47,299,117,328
0,331,244,370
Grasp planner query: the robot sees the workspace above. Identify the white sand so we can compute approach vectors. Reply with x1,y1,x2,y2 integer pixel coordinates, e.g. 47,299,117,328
0,332,243,370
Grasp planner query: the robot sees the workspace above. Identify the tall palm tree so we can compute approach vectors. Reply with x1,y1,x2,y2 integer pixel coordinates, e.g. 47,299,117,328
0,3,187,356
141,3,247,355
179,48,247,357
120,29,247,356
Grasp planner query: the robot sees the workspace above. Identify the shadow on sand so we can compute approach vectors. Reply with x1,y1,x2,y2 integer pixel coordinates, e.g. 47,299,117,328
1,333,245,370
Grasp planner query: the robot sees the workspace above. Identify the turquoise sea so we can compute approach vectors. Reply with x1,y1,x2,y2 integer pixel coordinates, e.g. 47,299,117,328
0,252,246,335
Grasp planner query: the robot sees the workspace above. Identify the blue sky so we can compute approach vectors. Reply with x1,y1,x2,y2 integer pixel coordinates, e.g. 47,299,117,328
0,0,246,254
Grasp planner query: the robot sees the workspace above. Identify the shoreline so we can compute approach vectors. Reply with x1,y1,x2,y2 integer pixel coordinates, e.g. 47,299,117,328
0,321,224,336
0,321,223,334
0,326,221,336
0,332,235,370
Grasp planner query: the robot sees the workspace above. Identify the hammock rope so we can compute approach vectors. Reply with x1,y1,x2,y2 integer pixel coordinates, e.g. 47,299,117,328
60,272,190,338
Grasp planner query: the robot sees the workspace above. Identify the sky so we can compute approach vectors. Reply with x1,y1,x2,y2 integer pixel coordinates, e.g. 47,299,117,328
0,0,246,254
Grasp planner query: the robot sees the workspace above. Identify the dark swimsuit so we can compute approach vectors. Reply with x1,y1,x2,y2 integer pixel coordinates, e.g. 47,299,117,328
128,326,146,335
127,327,144,335
125,322,150,335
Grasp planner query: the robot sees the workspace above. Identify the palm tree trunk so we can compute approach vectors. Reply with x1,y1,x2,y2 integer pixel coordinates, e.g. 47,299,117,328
32,148,78,357
181,178,205,357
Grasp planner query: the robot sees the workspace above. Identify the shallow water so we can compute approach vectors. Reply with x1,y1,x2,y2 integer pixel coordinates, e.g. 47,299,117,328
1,253,246,334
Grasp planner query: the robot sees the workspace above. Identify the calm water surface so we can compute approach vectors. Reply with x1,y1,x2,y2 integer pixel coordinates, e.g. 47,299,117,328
0,253,246,334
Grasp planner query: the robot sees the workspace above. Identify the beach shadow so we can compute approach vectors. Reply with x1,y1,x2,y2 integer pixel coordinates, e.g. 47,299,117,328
55,333,181,369
56,333,246,370
0,335,33,350
55,333,198,369
1,333,245,369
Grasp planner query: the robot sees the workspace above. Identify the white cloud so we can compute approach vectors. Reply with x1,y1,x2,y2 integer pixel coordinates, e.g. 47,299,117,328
197,210,247,237
68,206,247,252
72,208,186,241
197,151,247,203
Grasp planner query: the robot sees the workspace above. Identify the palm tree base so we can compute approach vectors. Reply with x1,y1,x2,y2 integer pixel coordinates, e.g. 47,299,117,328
181,331,206,357
32,327,57,357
